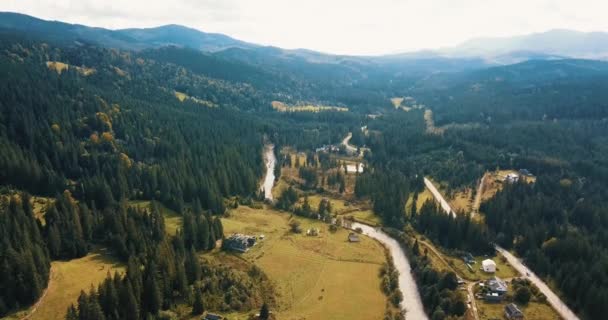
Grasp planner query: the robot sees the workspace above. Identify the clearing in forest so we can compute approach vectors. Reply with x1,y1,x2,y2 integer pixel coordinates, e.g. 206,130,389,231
221,206,387,320
271,101,348,113
129,200,182,235
6,248,124,320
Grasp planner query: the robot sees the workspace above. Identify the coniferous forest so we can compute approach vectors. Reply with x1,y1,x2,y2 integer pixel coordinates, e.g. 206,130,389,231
2,11,608,320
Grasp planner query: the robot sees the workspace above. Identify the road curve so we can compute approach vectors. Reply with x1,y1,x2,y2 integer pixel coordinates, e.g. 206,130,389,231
495,247,579,320
426,176,579,320
341,132,358,154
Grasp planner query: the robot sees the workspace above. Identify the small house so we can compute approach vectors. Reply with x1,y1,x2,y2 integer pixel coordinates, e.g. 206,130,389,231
462,253,475,264
306,228,319,236
348,232,360,242
484,292,503,302
504,303,524,320
224,234,257,252
486,276,508,295
482,259,496,273
505,173,520,183
519,169,532,176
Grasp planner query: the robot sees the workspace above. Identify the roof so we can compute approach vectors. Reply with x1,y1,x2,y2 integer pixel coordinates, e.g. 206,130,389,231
487,276,508,293
348,232,360,242
482,259,496,266
205,313,223,320
505,303,523,316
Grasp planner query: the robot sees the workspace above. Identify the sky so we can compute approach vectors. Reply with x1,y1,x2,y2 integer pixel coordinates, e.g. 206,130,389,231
3,0,608,55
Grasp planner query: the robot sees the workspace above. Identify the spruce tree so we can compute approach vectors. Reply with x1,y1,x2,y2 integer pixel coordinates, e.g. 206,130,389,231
191,288,204,315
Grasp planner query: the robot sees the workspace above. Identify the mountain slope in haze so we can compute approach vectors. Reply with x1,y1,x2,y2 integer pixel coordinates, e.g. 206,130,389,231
410,59,608,124
0,11,253,51
442,29,608,60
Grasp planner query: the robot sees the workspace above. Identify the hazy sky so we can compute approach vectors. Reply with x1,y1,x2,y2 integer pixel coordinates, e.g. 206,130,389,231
3,0,608,55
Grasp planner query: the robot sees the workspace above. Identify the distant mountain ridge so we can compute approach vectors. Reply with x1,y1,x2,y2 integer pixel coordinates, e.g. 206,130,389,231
0,12,255,52
439,29,608,61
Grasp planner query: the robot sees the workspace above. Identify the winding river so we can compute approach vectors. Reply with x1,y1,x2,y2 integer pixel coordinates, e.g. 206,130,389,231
351,222,428,320
259,144,426,318
260,144,276,201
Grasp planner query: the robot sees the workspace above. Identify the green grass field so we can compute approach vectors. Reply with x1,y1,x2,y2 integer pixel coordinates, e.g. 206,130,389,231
6,247,124,320
221,206,387,320
337,209,382,226
451,254,519,281
476,297,560,320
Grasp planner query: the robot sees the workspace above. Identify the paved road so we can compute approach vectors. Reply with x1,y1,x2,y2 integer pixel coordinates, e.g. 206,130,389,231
495,247,579,320
426,176,579,320
423,178,455,217
341,132,358,155
471,174,486,218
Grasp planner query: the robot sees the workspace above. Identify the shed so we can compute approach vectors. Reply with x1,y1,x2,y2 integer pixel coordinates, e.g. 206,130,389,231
504,303,524,319
482,259,496,273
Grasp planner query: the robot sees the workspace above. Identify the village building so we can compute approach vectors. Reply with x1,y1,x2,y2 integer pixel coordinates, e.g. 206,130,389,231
482,259,496,273
348,232,360,242
462,252,475,264
224,233,257,252
306,228,319,236
505,172,520,183
504,303,524,320
204,313,224,320
483,276,508,302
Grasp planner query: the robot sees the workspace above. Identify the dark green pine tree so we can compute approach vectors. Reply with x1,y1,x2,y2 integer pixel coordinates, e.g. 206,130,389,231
259,302,270,320
191,288,205,315
118,281,139,320
142,263,162,316
66,304,78,320
185,247,201,284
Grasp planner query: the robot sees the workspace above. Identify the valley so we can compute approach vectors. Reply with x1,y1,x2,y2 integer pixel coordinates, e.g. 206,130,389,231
1,9,608,320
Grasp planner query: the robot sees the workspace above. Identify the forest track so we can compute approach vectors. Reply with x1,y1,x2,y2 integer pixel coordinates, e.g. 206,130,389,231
20,266,54,320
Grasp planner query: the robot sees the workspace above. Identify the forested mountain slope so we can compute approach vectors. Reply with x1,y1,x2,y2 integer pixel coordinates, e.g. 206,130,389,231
410,59,608,124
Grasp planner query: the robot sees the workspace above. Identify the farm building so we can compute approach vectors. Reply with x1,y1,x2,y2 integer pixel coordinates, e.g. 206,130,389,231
204,313,224,320
224,233,257,252
482,276,508,302
462,252,475,264
504,303,524,319
348,232,360,242
486,276,508,294
482,259,496,273
505,173,520,183
306,228,319,236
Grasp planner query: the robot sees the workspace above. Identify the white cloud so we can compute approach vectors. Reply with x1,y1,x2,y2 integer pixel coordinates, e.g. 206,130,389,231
3,0,608,55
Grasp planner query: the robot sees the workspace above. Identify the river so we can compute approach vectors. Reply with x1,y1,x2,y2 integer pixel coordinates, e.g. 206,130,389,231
351,222,428,320
260,144,276,201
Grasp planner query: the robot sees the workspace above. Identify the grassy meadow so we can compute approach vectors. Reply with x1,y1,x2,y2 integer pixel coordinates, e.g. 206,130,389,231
6,248,124,320
221,205,387,320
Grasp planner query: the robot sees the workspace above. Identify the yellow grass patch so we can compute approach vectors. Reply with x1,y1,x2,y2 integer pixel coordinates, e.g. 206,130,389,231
476,298,559,320
31,196,54,225
338,209,381,227
390,97,404,108
6,248,124,320
271,101,348,113
112,66,128,77
221,206,387,320
406,188,433,214
424,109,445,135
174,91,188,102
46,61,95,76
46,61,69,74
174,91,216,107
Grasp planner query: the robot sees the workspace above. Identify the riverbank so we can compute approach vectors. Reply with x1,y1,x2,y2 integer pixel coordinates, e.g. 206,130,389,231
351,222,428,320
